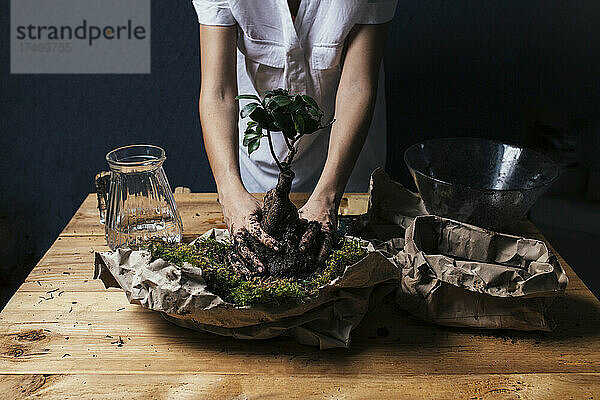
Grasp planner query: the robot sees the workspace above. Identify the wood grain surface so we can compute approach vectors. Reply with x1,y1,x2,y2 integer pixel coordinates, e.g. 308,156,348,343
1,194,598,399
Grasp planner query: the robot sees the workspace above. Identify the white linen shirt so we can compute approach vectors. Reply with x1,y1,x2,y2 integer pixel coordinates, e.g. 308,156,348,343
192,0,397,192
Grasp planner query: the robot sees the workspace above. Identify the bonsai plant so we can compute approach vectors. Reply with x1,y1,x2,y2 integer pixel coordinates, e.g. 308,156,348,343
136,89,361,306
231,89,335,279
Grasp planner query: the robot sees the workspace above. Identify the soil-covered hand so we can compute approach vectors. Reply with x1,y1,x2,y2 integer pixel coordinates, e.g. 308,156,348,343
298,198,338,261
218,190,280,273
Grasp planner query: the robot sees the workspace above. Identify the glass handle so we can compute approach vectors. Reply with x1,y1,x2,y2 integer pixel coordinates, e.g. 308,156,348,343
95,171,110,224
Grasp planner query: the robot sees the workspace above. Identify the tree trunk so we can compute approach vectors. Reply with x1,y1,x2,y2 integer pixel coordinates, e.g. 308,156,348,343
260,167,298,238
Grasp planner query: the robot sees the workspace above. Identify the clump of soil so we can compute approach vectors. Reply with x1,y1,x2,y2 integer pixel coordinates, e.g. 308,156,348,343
231,168,336,279
145,237,366,306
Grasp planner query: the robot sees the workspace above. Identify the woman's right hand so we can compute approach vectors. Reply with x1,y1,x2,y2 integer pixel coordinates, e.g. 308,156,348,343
218,188,280,272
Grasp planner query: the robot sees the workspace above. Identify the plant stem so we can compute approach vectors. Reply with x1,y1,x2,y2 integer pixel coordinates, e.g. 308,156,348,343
283,134,303,165
284,146,296,166
283,135,294,152
266,129,284,171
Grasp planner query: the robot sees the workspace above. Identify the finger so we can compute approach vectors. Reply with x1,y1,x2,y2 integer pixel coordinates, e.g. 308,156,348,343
227,252,251,276
318,223,337,262
248,213,280,251
318,232,334,262
299,221,320,253
234,233,265,273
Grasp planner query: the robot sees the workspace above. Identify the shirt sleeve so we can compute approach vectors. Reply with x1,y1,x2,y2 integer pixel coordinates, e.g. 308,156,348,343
357,0,398,24
191,0,236,26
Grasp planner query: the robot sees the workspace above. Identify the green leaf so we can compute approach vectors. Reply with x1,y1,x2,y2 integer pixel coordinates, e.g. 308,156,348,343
243,124,263,145
244,125,263,145
271,109,292,133
266,119,279,131
243,134,262,147
301,95,318,109
244,126,254,135
235,94,261,102
308,105,321,117
247,138,261,155
292,113,305,133
240,103,260,118
243,133,257,146
247,121,258,128
265,97,280,111
272,88,288,96
249,107,271,125
272,95,292,107
303,117,319,134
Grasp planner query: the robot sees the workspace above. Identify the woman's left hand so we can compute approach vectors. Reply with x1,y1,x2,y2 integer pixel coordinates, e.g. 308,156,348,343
298,197,338,261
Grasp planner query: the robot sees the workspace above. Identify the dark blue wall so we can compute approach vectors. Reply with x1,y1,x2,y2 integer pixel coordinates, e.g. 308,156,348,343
386,1,600,184
1,1,600,305
0,0,212,303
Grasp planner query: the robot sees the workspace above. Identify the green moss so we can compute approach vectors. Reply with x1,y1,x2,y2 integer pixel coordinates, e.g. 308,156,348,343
311,239,366,289
143,238,367,306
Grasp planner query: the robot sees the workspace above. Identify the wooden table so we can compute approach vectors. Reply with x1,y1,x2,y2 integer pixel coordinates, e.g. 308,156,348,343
1,193,599,399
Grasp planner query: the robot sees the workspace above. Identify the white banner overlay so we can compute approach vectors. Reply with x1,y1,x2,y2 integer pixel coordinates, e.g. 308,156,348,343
11,0,150,74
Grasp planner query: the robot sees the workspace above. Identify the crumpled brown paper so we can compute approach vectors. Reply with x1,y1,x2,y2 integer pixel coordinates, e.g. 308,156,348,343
94,168,570,347
364,169,569,331
357,168,428,245
94,229,399,349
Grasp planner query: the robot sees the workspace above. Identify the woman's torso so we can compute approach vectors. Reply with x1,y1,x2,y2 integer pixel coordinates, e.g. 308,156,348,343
230,0,389,192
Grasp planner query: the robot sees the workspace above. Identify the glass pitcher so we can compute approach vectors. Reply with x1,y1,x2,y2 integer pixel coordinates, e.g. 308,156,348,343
95,144,183,250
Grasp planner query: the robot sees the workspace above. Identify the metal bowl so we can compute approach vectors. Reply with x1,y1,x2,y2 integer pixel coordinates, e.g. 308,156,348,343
404,138,560,231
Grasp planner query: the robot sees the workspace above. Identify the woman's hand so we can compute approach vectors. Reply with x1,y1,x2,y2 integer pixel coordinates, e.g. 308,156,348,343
298,196,338,261
219,188,280,273
296,24,388,262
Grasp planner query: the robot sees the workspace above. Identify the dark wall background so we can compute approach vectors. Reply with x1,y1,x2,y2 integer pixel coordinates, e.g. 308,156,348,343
1,1,599,307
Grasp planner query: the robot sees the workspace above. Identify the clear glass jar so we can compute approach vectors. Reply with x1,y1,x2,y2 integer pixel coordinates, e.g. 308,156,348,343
95,144,183,250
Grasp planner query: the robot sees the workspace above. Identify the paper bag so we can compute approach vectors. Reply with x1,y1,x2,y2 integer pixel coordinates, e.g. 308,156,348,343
363,168,569,331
